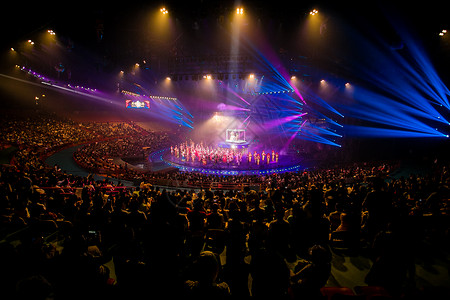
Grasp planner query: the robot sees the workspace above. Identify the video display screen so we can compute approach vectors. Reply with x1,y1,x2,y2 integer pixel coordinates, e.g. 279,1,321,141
125,100,150,109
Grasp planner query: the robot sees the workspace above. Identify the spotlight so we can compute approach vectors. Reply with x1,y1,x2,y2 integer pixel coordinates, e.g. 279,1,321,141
310,9,319,15
166,76,171,81
249,73,254,79
160,7,168,14
47,29,55,35
439,29,447,36
236,7,244,15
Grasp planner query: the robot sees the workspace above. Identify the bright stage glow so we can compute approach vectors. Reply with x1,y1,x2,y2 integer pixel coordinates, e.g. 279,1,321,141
160,7,168,15
310,9,319,16
213,112,222,122
236,7,244,15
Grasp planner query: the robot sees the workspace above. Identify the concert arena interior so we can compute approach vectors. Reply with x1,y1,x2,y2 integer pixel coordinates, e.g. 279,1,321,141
0,2,449,299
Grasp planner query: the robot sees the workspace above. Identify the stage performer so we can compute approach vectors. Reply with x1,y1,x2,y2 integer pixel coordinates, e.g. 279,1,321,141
275,152,279,163
267,153,270,164
215,153,219,164
248,152,252,163
272,150,275,162
256,154,260,166
262,151,266,163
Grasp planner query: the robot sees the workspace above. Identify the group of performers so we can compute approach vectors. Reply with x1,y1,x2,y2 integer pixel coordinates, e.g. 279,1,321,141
170,141,279,167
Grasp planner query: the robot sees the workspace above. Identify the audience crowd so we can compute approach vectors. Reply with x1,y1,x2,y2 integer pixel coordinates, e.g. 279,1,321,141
0,112,449,300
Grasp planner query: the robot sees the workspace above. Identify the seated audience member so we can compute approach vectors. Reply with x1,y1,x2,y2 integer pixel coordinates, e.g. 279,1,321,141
184,251,231,299
250,248,291,299
187,198,207,232
15,275,54,300
267,205,292,259
362,176,393,241
365,221,415,297
335,212,359,233
291,244,332,299
328,203,343,232
206,202,225,229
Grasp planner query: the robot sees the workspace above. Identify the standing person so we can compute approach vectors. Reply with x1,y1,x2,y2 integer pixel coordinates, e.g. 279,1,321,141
362,177,393,242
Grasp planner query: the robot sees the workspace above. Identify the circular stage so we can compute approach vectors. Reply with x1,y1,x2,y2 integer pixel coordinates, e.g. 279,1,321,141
218,141,250,149
160,147,303,176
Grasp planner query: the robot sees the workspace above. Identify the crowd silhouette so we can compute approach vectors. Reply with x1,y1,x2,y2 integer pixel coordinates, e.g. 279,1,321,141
0,112,449,299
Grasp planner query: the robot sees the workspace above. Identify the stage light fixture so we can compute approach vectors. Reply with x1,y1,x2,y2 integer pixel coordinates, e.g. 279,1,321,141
310,9,318,15
160,7,168,14
236,7,244,15
249,73,255,79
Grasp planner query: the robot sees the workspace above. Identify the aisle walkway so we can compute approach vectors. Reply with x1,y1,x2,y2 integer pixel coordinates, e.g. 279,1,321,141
45,145,134,186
